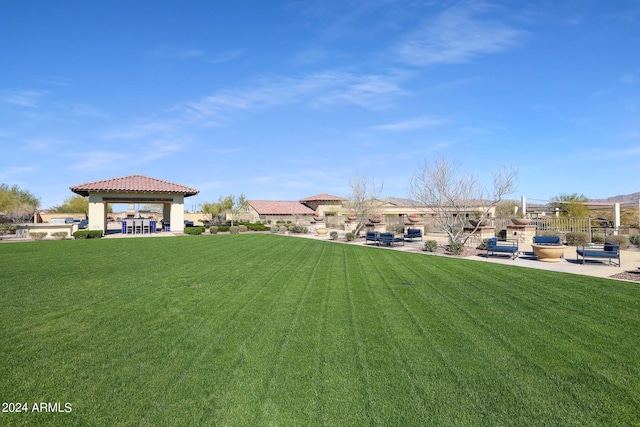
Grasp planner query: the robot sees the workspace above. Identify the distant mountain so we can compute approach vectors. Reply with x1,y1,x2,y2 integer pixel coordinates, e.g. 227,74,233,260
595,192,640,203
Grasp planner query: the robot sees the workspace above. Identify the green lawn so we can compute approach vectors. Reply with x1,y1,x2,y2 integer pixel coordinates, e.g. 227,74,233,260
1,234,639,426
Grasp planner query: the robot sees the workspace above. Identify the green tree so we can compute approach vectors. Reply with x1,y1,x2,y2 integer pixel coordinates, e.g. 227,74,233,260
0,183,40,222
201,201,224,224
51,195,89,214
550,193,590,218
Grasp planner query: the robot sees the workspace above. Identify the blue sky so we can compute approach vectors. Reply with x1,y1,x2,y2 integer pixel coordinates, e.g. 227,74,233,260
1,0,639,210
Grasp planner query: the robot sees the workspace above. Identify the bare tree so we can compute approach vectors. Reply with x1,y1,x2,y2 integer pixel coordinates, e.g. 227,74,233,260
346,174,383,236
410,156,517,245
5,203,37,224
227,193,247,226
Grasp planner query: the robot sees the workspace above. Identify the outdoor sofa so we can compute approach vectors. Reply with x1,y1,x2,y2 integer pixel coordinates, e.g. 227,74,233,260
365,231,379,245
486,238,519,260
378,232,404,247
403,228,422,241
576,243,621,267
533,236,562,245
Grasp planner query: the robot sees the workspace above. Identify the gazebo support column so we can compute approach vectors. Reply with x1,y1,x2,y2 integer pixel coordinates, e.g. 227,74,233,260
88,194,107,233
170,196,185,233
163,203,171,231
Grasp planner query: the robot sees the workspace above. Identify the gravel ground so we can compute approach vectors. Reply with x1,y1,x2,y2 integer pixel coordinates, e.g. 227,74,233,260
609,269,640,282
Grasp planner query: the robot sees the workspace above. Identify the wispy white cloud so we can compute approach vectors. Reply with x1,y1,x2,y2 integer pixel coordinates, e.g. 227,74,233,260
148,45,205,60
25,138,66,152
68,104,109,119
621,73,635,84
207,49,243,64
103,122,176,140
67,151,128,171
174,70,407,125
1,90,46,108
134,140,184,163
0,166,36,181
394,1,524,66
373,116,451,131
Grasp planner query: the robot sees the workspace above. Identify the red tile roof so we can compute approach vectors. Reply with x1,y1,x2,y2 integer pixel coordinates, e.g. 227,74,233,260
69,175,199,197
300,193,347,202
248,200,315,215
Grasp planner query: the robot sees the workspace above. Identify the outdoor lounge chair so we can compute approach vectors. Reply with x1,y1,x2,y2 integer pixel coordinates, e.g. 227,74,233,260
379,232,404,247
486,238,518,260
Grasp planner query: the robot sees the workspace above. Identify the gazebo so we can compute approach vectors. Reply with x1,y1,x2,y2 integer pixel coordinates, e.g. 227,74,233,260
69,174,199,234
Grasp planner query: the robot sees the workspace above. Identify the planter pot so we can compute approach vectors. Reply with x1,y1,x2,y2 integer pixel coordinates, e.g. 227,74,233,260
511,218,531,225
316,228,328,236
347,214,357,221
313,216,324,222
407,216,420,223
532,243,565,262
469,219,489,227
369,216,382,224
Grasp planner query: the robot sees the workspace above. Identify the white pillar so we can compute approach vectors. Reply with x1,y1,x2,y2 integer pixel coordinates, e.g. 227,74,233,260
614,203,620,236
521,196,527,216
170,195,185,233
88,194,106,233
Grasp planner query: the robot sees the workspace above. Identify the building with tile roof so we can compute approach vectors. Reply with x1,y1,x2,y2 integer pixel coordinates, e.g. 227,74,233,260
69,174,199,233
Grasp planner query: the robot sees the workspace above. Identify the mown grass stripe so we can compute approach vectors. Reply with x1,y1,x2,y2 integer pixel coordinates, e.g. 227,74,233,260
2,235,640,426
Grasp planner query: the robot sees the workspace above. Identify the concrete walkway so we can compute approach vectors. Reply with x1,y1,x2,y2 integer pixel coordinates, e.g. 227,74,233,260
301,230,640,282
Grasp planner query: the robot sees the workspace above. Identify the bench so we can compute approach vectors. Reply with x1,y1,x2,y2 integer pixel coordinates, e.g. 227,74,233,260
486,238,518,260
533,236,561,245
576,243,620,267
379,232,404,247
365,231,379,245
403,228,422,241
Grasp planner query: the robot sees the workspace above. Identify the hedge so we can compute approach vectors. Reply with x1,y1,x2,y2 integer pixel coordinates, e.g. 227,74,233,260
73,230,103,239
184,226,205,235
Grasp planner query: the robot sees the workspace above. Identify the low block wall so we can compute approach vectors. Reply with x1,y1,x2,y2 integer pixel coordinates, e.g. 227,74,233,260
16,223,78,239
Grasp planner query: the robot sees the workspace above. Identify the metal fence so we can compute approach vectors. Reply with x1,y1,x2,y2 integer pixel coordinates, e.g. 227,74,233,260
494,217,639,239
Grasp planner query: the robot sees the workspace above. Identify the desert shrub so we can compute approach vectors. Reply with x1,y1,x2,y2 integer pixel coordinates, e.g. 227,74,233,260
238,225,248,233
0,224,16,235
591,233,605,243
278,226,287,234
477,239,489,250
229,226,240,234
423,240,438,252
270,226,279,234
345,232,356,241
51,232,68,240
330,231,338,240
246,223,269,231
391,225,404,234
29,232,47,241
289,225,307,234
629,234,640,246
565,232,589,246
73,230,103,239
217,225,230,232
184,226,204,235
447,241,465,255
605,235,630,250
209,226,218,234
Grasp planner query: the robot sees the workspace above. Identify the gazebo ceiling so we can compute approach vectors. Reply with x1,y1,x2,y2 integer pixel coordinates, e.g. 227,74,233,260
69,174,199,197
